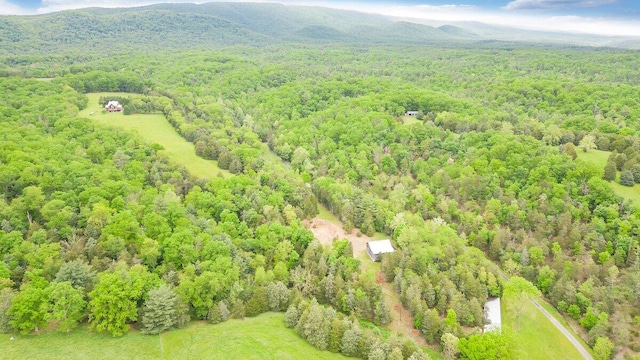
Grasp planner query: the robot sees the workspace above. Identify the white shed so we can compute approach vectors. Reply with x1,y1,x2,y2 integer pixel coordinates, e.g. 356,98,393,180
483,297,502,333
366,239,395,261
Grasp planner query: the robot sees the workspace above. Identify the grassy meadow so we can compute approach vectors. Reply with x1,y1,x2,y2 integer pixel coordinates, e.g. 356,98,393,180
79,93,230,179
1,313,348,360
502,295,588,360
577,149,640,205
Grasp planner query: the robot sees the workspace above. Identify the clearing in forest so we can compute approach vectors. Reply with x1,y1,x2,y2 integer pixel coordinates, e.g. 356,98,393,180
502,294,590,360
304,206,441,358
79,92,230,180
577,149,640,205
1,313,347,360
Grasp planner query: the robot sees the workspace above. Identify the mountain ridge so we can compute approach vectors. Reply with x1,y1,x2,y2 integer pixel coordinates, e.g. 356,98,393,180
0,2,638,53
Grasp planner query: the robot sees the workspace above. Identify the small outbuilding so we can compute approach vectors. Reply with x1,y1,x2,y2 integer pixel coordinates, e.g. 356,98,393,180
105,100,123,112
483,297,502,333
366,239,395,262
405,110,419,116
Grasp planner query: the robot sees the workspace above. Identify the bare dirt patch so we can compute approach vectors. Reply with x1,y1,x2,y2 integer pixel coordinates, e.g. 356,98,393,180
303,216,429,348
303,217,372,257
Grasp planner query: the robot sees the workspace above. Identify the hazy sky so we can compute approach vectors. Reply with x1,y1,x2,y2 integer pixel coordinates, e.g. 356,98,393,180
2,0,640,36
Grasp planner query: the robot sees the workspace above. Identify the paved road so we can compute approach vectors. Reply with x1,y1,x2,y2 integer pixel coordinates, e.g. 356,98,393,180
498,270,594,360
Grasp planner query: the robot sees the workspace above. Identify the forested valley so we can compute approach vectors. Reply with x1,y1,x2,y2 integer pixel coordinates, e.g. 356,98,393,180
2,3,640,360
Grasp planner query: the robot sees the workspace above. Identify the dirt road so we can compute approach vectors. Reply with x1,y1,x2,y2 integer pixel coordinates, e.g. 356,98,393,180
498,271,594,360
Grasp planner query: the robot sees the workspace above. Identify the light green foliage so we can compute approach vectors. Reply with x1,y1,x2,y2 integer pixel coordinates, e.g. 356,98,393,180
79,93,231,179
593,337,614,360
8,286,49,334
579,134,597,152
458,331,517,360
4,19,640,358
46,281,86,333
503,276,540,328
2,313,348,360
441,333,459,360
88,270,144,336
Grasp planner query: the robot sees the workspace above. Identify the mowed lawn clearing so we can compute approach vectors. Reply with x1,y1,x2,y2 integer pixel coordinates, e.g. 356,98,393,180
502,295,586,360
79,92,230,180
1,313,347,360
577,149,640,205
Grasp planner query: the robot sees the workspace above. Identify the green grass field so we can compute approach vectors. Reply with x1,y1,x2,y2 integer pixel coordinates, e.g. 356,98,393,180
502,296,586,360
79,93,230,180
401,115,422,125
1,313,348,360
577,149,640,205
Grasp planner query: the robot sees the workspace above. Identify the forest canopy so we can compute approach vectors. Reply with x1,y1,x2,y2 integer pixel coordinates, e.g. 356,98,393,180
2,3,640,360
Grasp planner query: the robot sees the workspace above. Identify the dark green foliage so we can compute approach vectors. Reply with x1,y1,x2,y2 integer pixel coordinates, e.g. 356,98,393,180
603,161,617,181
3,16,640,357
564,143,577,159
284,303,301,328
631,164,640,183
620,170,634,186
140,285,182,334
0,289,15,333
245,287,269,317
266,281,290,311
55,260,96,292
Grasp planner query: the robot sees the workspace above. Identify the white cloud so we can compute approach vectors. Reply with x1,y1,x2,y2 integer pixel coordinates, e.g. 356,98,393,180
0,0,33,15
503,0,618,11
0,0,638,38
323,2,640,37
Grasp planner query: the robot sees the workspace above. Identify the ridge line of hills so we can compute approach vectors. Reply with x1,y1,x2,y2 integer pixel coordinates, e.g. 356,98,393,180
1,2,639,54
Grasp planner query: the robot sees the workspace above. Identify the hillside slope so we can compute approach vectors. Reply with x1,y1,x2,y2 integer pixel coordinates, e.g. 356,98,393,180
0,2,471,53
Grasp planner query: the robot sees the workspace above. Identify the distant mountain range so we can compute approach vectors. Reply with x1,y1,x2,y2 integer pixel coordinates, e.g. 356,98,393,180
0,2,638,54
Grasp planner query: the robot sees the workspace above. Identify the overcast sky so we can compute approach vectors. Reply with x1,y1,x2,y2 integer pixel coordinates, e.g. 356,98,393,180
2,0,640,36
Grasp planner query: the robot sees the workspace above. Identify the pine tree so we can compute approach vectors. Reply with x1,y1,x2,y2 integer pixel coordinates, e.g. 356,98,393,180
620,170,635,187
245,287,269,317
141,285,180,335
603,160,617,181
284,303,301,328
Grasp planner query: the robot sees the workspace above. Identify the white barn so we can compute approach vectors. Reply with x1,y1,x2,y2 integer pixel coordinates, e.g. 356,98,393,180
483,297,502,333
366,239,395,261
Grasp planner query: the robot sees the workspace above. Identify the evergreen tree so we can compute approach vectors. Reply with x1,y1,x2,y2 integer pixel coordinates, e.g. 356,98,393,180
140,285,181,335
284,303,301,328
620,170,634,187
631,164,640,183
55,259,96,292
603,160,617,182
245,287,269,317
266,281,290,311
340,324,362,357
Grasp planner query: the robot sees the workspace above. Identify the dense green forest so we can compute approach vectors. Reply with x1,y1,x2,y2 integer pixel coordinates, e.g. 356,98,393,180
2,3,640,360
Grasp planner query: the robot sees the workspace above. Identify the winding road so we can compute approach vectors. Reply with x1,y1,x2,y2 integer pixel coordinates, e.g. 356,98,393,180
499,271,593,360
